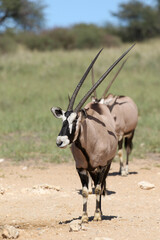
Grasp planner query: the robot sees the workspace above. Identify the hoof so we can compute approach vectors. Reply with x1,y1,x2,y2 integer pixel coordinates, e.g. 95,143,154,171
120,167,128,176
95,184,101,195
125,165,129,175
93,210,102,221
120,166,129,177
121,171,127,176
81,213,88,223
88,188,93,194
82,187,88,198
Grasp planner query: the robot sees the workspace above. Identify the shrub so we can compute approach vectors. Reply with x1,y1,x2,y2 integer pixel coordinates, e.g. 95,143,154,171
102,33,122,47
0,34,17,54
0,24,123,52
71,24,105,49
44,28,75,50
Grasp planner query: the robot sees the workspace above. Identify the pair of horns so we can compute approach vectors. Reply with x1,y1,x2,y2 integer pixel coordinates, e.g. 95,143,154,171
67,48,103,111
68,44,135,113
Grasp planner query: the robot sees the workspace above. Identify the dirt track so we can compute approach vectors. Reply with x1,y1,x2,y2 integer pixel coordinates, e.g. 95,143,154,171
0,157,160,240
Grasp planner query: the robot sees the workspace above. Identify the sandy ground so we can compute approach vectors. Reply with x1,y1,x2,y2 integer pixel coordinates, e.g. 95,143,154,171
0,157,160,240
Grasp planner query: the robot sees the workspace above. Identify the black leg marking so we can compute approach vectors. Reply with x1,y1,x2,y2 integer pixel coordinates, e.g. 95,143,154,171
83,200,87,213
125,130,135,174
118,138,123,150
125,130,134,164
118,138,124,174
77,169,89,189
99,195,102,211
101,162,112,195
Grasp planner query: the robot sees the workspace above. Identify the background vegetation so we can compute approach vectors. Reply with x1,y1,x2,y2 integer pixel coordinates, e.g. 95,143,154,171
0,39,159,162
0,0,160,53
0,0,159,162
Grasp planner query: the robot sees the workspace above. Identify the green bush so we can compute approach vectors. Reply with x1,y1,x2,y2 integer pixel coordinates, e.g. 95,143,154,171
0,34,17,54
16,28,75,51
71,24,104,49
0,24,122,52
102,33,122,47
44,28,75,50
16,32,46,51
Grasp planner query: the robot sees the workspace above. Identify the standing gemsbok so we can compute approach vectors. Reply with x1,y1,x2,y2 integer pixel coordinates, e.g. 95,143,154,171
91,61,138,176
51,45,135,222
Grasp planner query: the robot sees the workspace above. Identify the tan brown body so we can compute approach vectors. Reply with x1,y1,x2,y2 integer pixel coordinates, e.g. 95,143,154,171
71,102,118,170
104,94,138,139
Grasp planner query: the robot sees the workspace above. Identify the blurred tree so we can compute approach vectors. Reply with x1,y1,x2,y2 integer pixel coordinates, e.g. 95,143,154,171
112,0,160,41
156,0,160,9
0,0,45,31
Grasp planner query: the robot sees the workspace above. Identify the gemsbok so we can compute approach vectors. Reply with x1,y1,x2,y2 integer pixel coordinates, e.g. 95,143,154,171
51,45,135,222
91,60,138,176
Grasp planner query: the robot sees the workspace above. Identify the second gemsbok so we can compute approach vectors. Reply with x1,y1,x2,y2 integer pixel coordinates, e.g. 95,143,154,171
91,60,138,176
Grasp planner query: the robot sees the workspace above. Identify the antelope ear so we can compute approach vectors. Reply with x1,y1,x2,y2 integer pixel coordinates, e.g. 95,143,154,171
91,96,96,103
51,107,64,119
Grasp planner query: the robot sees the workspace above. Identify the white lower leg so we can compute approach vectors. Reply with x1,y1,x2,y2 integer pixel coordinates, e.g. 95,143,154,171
94,194,102,221
125,165,129,175
118,149,125,175
88,175,93,194
81,186,88,223
94,185,102,221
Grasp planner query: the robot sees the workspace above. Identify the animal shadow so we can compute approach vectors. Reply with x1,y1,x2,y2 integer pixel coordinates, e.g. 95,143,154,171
109,171,138,176
59,215,117,225
59,216,81,225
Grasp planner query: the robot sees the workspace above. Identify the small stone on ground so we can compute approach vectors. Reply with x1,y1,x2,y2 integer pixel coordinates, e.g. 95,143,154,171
69,220,82,232
1,225,19,239
138,181,155,190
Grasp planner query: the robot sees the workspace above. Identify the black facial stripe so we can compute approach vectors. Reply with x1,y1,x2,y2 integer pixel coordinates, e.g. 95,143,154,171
58,120,70,137
58,114,78,144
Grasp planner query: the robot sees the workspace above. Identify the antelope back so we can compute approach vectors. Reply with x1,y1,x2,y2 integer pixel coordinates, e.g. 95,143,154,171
104,95,138,138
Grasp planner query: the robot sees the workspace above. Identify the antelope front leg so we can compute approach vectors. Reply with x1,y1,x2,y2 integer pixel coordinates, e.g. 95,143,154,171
77,169,89,223
94,184,102,221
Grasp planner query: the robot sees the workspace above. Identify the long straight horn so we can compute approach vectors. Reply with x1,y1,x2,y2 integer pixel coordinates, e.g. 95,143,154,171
102,58,128,99
91,67,97,98
74,43,135,113
67,48,103,111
